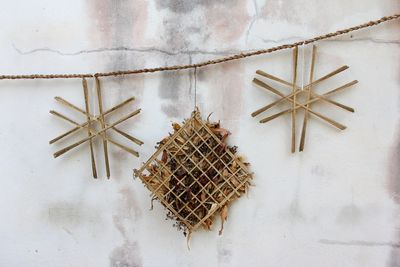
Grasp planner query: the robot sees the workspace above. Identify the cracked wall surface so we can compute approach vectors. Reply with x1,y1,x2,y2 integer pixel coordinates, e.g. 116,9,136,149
0,0,399,266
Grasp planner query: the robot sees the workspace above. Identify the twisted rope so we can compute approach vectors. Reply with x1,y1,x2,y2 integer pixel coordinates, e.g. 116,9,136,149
0,14,399,80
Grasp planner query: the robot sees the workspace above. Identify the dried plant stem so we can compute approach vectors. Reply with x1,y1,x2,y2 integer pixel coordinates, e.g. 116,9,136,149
253,78,357,120
299,45,317,152
55,96,135,117
111,127,144,146
82,78,97,178
95,77,110,178
252,66,349,117
54,109,140,158
107,139,139,157
291,47,298,153
253,78,346,130
50,110,139,157
258,80,357,123
51,96,141,145
257,65,349,89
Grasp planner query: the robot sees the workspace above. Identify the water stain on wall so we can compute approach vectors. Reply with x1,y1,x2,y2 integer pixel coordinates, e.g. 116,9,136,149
204,0,250,42
154,0,250,119
217,238,233,266
86,0,148,100
109,187,143,267
336,204,361,224
205,61,245,132
387,125,400,204
261,0,303,26
389,229,400,267
156,12,192,118
46,201,101,228
387,124,400,267
157,0,250,41
311,165,326,177
86,0,148,176
87,0,148,48
155,0,227,14
155,0,250,44
110,241,141,267
159,71,190,118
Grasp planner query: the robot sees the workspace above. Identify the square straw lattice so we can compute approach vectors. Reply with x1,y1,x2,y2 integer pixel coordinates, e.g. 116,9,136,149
134,110,252,234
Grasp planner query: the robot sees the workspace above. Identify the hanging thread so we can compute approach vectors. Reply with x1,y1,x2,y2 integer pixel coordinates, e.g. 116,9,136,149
194,67,198,110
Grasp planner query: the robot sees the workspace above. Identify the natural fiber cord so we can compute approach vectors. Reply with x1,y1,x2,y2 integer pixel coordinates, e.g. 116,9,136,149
0,14,398,80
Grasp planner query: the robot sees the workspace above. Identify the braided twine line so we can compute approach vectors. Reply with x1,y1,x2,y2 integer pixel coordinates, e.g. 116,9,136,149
0,14,398,80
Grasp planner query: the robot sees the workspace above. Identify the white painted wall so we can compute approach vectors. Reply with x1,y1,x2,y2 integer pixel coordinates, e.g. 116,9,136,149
0,1,399,266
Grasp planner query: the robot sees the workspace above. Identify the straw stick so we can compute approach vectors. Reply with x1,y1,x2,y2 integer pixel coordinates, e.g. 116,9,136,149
254,78,346,130
252,66,351,116
256,65,348,90
95,77,110,178
50,110,139,157
54,109,141,158
52,96,139,144
82,78,97,178
291,47,298,153
299,45,317,152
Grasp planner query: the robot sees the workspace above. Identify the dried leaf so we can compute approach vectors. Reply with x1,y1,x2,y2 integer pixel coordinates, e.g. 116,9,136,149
200,191,206,202
211,127,231,141
219,205,228,235
203,218,213,230
230,176,240,187
161,150,168,163
208,203,218,216
186,231,192,250
172,122,181,132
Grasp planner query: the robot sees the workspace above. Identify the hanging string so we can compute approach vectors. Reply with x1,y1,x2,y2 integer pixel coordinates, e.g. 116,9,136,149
0,14,398,80
194,67,198,110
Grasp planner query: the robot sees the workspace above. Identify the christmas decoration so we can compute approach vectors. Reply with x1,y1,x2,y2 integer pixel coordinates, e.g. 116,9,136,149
251,45,358,152
50,77,143,178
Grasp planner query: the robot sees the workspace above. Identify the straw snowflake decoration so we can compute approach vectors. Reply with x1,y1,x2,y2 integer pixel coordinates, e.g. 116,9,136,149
50,78,143,178
252,45,358,152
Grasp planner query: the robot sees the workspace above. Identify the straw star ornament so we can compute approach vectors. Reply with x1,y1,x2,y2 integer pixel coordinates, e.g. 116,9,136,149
50,77,143,178
252,45,358,152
